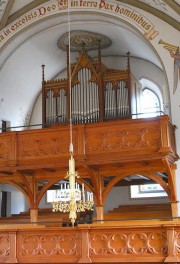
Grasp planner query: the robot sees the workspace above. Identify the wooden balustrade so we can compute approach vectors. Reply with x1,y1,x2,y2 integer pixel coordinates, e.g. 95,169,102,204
0,115,177,169
0,221,180,263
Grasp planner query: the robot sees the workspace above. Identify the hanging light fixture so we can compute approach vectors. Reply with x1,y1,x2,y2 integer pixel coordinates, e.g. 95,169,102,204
51,5,94,227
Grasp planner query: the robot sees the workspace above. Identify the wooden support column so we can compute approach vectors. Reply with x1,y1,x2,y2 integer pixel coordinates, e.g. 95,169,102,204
164,227,179,262
85,166,104,222
170,164,178,218
6,231,18,263
30,208,38,223
171,201,179,218
78,228,92,263
96,206,104,222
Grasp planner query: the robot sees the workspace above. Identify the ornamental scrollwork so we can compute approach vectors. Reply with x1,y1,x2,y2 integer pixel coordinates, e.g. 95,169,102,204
19,136,77,158
86,125,160,153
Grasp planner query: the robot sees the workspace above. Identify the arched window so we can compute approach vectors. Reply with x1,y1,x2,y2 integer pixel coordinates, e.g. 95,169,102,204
141,88,161,117
139,78,163,118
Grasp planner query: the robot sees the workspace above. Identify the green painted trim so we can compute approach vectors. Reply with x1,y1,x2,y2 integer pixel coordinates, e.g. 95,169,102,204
164,0,180,15
117,0,180,30
7,0,50,25
0,0,15,30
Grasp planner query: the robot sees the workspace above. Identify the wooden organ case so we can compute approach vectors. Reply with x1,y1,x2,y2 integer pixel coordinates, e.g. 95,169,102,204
42,47,141,126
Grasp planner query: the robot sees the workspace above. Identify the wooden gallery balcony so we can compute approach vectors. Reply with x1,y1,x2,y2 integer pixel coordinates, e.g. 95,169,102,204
0,115,180,264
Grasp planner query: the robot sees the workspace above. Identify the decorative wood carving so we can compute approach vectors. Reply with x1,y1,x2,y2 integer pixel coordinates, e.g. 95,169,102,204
0,116,174,167
0,224,180,263
0,137,11,160
85,125,161,153
0,133,16,166
0,235,10,256
89,231,167,256
19,233,80,256
18,130,77,160
175,230,180,255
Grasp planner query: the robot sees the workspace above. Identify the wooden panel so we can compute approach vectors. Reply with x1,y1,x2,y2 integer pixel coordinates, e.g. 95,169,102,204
0,231,17,263
0,132,16,166
0,222,180,263
175,230,180,257
17,127,78,165
89,229,167,262
17,229,81,263
85,119,161,158
0,115,177,169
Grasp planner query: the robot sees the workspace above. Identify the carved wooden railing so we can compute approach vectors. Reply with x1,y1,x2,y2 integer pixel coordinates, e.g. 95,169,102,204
0,221,180,263
0,115,177,169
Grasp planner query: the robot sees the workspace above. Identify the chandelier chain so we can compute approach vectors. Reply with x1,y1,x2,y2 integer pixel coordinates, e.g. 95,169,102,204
68,4,73,153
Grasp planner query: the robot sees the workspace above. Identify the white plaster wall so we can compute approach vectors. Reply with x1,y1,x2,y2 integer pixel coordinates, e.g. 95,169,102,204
29,93,42,127
39,193,52,209
104,186,169,213
0,184,28,216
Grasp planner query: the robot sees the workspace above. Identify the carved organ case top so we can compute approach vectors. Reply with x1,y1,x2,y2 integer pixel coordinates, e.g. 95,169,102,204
42,47,141,125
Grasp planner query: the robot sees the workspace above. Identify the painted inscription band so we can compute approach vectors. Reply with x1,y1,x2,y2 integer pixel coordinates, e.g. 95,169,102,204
0,0,159,48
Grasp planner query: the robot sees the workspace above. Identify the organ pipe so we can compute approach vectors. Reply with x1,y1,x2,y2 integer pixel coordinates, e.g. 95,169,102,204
43,49,134,125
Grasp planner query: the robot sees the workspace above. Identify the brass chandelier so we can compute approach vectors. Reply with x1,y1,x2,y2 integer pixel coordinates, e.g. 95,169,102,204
51,153,94,226
51,5,94,226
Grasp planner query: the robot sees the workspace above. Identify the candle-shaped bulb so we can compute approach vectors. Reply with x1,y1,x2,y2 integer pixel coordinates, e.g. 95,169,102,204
69,153,75,174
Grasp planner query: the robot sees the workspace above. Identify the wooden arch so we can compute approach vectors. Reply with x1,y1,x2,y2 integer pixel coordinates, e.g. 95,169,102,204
102,172,170,206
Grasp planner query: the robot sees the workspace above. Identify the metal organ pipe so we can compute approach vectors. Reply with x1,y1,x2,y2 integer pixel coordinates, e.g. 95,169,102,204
57,89,67,123
46,89,68,124
46,90,56,124
105,81,129,119
72,68,99,124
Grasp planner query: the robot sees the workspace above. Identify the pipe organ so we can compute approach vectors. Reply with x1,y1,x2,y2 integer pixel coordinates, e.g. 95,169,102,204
72,67,99,124
42,48,140,125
